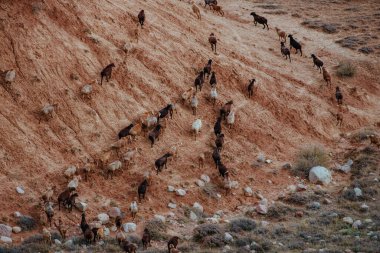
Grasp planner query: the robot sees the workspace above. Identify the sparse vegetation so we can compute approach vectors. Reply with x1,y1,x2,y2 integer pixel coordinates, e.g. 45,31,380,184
193,224,224,242
293,145,329,177
201,183,219,199
17,216,37,231
229,218,257,232
144,219,168,240
336,61,356,77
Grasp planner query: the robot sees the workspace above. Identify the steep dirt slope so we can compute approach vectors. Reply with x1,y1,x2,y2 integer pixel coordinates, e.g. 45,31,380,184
0,0,379,242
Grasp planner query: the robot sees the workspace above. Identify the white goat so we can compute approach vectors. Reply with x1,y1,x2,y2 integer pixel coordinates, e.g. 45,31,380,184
226,110,235,129
210,87,218,105
106,160,122,179
191,94,199,115
64,165,77,179
192,119,202,140
81,84,93,99
67,175,81,189
122,148,138,168
130,201,138,219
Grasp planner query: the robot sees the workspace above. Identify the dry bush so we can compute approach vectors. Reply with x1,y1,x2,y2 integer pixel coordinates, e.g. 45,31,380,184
336,61,356,77
292,145,329,177
193,224,224,242
229,218,257,232
144,219,168,240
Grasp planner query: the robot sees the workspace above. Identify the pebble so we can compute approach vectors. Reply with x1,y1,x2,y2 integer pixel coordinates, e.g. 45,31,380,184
244,187,253,197
189,211,198,221
354,187,362,197
193,202,204,213
122,223,137,233
12,226,21,234
224,232,233,242
175,189,186,196
54,239,62,245
308,202,321,210
14,212,22,218
16,186,25,194
200,174,210,183
168,203,177,209
154,214,166,223
167,186,175,192
0,236,12,244
360,203,369,212
352,220,362,229
196,180,205,187
97,213,110,224
343,217,354,224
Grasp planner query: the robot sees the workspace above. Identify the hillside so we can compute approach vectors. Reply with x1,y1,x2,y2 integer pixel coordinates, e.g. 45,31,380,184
0,0,379,252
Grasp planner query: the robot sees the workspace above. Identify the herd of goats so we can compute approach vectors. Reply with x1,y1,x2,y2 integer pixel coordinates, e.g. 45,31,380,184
29,0,361,252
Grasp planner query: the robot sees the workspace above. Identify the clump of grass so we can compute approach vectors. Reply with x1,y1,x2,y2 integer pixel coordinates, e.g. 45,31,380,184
193,224,224,242
144,219,168,240
229,218,257,233
17,216,37,231
336,61,356,77
292,145,329,177
201,183,219,199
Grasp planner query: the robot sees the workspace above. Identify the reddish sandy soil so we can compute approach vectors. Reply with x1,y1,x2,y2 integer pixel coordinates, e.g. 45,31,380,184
0,0,379,244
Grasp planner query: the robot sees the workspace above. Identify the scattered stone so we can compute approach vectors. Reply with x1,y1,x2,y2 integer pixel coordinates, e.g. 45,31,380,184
0,224,11,237
63,239,73,248
167,185,175,192
122,223,137,233
256,199,268,215
196,180,205,187
323,198,332,204
257,153,266,163
167,212,175,218
260,221,269,227
343,217,354,224
309,166,332,185
308,202,321,210
265,159,272,164
216,193,222,198
16,186,25,194
12,227,21,234
0,236,12,244
288,185,297,192
267,180,273,184
354,187,362,197
5,70,16,83
104,227,110,237
352,220,362,229
108,207,121,218
205,217,219,224
297,184,307,191
360,203,369,212
110,225,117,232
154,214,166,223
295,211,304,218
54,239,62,245
175,189,186,196
336,159,353,173
282,163,292,170
193,202,203,213
230,181,239,189
201,174,210,183
244,187,253,197
364,219,372,224
189,211,198,221
168,203,177,209
14,212,22,218
215,210,224,217
75,202,87,212
224,232,233,242
97,213,110,224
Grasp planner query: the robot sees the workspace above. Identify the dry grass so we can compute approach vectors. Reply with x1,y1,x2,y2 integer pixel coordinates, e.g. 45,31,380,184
292,145,329,177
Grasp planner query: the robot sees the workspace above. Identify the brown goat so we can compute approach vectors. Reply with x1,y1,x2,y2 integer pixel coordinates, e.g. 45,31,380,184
167,236,179,253
192,4,201,20
322,67,332,87
57,187,75,210
209,33,217,53
100,63,115,85
210,3,224,16
220,100,233,120
142,228,151,250
275,27,286,42
336,112,343,126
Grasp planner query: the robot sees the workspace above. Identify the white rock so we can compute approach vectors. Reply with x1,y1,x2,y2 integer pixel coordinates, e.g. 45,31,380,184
154,214,166,223
75,202,87,212
230,181,239,189
108,207,121,218
97,213,110,224
256,204,268,214
0,236,12,244
257,153,266,162
64,239,73,247
224,232,233,242
122,223,136,233
364,219,372,224
168,185,175,192
104,227,110,237
54,239,62,245
244,187,253,197
216,193,222,198
354,187,362,197
12,226,21,234
189,211,198,221
16,186,25,194
260,221,269,227
265,159,272,164
192,202,203,213
0,224,11,237
110,225,117,232
196,180,205,187
67,178,79,189
176,189,186,196
288,185,297,192
168,203,177,209
64,166,77,178
309,166,332,185
201,174,210,183
14,212,22,218
167,212,175,218
215,210,224,217
336,159,353,173
352,220,362,229
5,70,16,83
297,184,307,191
206,217,219,224
360,203,369,212
343,217,354,224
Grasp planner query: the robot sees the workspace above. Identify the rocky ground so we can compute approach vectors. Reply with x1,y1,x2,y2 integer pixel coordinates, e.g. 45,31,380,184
0,0,379,252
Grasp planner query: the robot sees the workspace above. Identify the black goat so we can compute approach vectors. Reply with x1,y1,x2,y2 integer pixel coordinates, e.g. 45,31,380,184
203,59,213,79
205,0,217,8
250,12,269,30
155,153,173,175
209,33,217,53
311,54,324,73
247,78,256,98
214,117,222,136
215,133,224,152
280,42,291,62
209,71,217,86
100,63,115,85
288,35,302,56
80,212,89,235
118,123,134,139
194,70,204,92
57,187,75,211
212,147,221,169
217,162,229,179
148,124,162,147
66,192,78,212
335,86,343,105
138,179,149,202
115,216,122,230
142,228,151,250
158,104,174,122
138,10,145,28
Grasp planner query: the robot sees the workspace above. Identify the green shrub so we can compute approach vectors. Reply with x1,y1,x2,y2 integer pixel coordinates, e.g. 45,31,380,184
193,224,223,242
336,61,356,77
293,145,329,177
229,218,257,232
